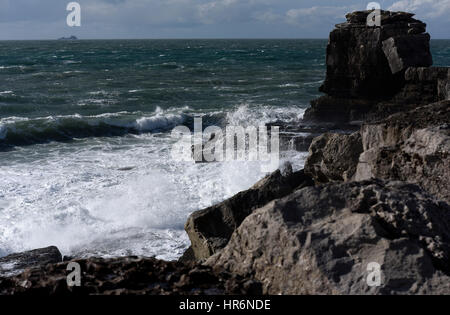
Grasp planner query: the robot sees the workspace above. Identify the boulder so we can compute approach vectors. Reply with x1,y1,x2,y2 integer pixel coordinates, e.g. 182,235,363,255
184,166,314,261
304,132,363,183
382,34,432,74
0,246,62,277
206,180,450,295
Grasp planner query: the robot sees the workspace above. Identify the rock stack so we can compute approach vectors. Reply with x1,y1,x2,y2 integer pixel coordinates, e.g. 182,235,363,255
304,10,449,123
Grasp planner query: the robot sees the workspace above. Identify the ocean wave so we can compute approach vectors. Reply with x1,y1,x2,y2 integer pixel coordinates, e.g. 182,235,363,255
0,103,307,148
226,103,305,127
0,110,187,148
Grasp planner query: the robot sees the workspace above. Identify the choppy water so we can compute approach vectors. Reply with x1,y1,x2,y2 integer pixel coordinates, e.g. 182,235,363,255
0,39,449,260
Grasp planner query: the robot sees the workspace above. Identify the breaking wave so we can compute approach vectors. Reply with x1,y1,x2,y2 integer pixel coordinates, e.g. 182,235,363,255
0,109,187,148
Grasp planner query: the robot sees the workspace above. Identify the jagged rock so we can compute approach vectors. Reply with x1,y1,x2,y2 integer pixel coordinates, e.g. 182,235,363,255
382,34,432,74
355,101,450,202
304,100,450,202
304,96,378,123
206,180,450,295
280,133,318,152
438,69,450,100
351,66,449,122
184,166,314,261
0,257,261,295
304,10,441,123
405,66,449,82
304,132,363,183
0,247,62,277
320,11,428,100
387,67,450,106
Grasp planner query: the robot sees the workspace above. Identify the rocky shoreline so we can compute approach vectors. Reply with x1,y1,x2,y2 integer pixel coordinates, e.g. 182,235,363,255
1,10,449,295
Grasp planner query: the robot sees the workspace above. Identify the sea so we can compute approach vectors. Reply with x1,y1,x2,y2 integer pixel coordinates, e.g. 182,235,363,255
1,39,449,260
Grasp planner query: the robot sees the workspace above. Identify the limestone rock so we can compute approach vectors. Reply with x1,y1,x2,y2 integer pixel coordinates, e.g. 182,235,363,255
355,101,450,202
304,10,441,124
320,11,428,100
206,180,450,295
184,167,314,261
304,132,363,183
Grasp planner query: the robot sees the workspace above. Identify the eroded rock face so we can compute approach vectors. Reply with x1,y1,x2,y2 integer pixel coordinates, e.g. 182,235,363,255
184,166,314,261
306,96,379,123
356,101,450,202
382,34,432,74
0,257,261,295
0,247,62,278
386,67,450,108
206,180,450,295
304,10,440,123
304,132,363,183
303,101,450,202
319,11,431,100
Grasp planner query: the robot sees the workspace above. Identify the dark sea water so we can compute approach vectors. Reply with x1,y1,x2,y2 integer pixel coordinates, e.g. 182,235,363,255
0,40,325,146
0,39,449,259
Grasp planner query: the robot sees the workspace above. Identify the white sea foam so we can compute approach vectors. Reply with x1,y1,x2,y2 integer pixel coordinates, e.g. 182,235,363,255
226,103,305,127
0,105,308,260
134,114,185,132
279,83,300,88
0,131,294,260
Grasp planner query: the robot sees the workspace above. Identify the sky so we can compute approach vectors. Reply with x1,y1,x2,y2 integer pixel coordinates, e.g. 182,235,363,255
0,0,449,39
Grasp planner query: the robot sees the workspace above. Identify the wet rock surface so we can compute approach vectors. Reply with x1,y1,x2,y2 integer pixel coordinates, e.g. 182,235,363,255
0,247,62,278
0,257,261,295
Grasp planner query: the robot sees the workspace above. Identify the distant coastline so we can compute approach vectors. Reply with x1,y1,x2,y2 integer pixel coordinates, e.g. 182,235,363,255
57,36,78,40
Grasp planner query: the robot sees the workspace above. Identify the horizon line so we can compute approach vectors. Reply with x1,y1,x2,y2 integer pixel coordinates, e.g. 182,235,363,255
1,36,450,41
1,37,330,41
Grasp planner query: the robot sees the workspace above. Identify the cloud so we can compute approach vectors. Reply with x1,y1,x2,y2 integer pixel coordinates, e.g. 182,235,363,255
0,0,448,39
285,6,354,25
252,10,281,23
388,0,450,19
